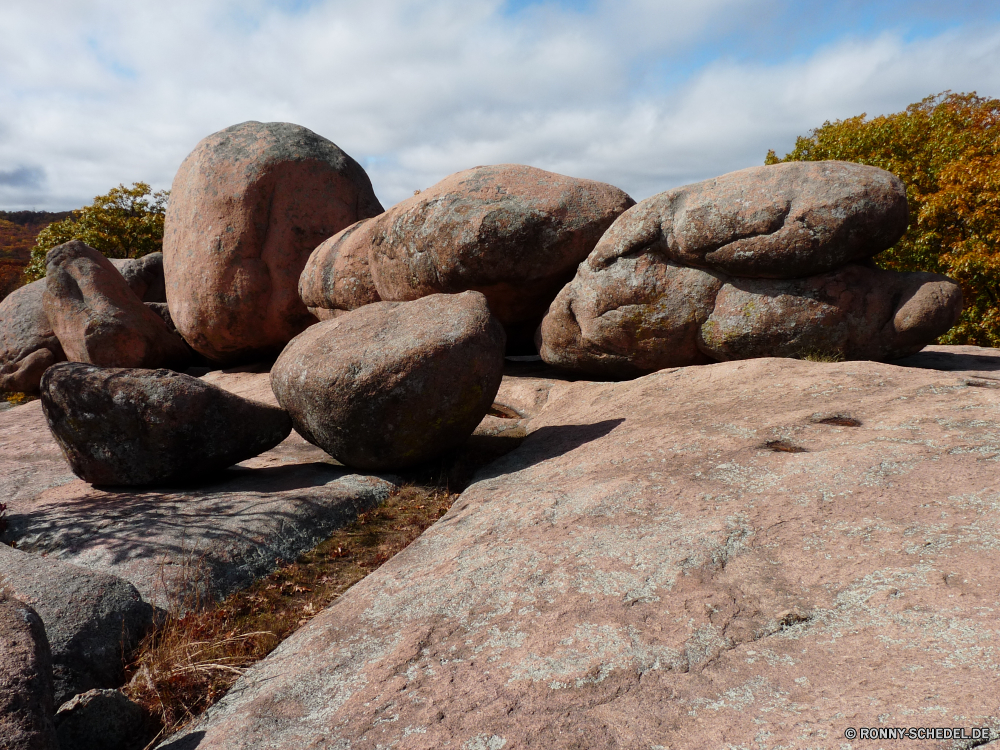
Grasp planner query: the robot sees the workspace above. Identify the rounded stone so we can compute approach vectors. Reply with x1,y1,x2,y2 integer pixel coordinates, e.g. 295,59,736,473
271,291,505,470
163,121,384,364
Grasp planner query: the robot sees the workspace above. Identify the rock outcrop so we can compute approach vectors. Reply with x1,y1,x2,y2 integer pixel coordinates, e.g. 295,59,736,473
539,162,961,377
163,121,384,364
161,352,1000,749
54,689,154,750
0,279,64,394
43,241,192,371
272,291,506,470
0,544,156,705
111,252,167,303
300,164,632,350
0,591,58,750
39,363,292,486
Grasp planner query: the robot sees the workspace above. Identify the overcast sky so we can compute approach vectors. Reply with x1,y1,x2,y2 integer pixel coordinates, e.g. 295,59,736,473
2,0,1000,211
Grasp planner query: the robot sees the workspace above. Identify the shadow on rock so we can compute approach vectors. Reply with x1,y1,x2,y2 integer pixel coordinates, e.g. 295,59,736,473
477,419,626,479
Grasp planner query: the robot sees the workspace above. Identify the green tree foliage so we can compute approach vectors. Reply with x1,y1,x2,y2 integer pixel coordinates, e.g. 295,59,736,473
22,182,169,283
766,91,1000,346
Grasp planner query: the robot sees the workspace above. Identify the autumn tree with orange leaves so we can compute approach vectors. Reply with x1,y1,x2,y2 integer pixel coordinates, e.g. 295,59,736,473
767,91,1000,346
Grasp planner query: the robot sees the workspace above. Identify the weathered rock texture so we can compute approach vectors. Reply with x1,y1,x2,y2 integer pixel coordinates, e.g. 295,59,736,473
163,121,384,364
0,591,58,750
364,164,634,348
111,252,167,303
540,259,963,378
590,160,908,279
55,689,154,750
43,241,191,370
165,353,1000,749
701,265,963,362
2,367,398,609
0,278,64,394
298,218,381,318
40,363,292,486
0,544,156,705
272,292,506,470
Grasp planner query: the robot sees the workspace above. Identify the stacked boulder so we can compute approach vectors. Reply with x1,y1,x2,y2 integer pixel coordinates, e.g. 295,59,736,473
299,163,635,352
538,161,964,378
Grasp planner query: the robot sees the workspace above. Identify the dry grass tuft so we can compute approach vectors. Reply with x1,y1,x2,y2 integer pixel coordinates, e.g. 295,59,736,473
2,391,36,406
124,484,457,745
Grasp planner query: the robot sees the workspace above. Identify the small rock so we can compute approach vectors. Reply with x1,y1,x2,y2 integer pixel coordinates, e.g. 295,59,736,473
700,265,964,361
366,164,634,350
40,363,292,485
43,241,191,371
0,544,156,705
0,279,65,394
163,121,384,364
55,689,153,750
272,291,505,470
588,161,908,279
299,218,382,318
111,252,167,303
0,590,59,750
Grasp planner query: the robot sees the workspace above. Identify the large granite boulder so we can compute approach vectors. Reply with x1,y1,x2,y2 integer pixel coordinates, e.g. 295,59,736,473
539,258,963,377
163,121,384,365
0,591,58,750
700,265,963,362
0,544,156,706
589,160,908,279
272,291,505,470
0,279,64,394
298,218,382,320
43,241,192,371
538,254,723,378
364,164,634,349
161,354,1000,749
40,363,292,485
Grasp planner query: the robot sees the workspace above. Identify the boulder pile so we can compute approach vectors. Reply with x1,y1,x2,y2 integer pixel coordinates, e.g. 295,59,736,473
538,161,963,377
0,120,980,748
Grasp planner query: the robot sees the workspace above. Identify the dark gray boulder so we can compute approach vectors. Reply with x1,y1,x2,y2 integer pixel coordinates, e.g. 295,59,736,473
271,291,505,470
588,161,908,279
55,689,154,750
0,590,59,750
43,241,191,371
0,544,156,705
40,363,292,485
0,279,65,394
111,252,166,303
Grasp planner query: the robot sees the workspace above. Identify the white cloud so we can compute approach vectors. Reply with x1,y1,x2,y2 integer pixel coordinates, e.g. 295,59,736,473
1,1,999,210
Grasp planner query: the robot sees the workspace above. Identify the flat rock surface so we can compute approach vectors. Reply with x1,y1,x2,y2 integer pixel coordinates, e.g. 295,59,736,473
164,348,1000,749
1,369,396,610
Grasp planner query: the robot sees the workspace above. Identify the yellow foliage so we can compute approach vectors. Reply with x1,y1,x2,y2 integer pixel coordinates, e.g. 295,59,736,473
767,91,1000,346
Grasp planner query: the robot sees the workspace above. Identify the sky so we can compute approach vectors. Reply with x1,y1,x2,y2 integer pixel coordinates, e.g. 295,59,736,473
2,0,1000,211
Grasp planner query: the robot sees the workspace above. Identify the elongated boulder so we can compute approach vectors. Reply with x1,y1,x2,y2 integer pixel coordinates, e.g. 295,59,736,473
40,363,292,485
700,265,963,362
0,279,64,394
0,591,58,750
164,121,384,364
272,292,505,470
0,544,156,705
590,161,908,279
43,241,192,370
538,250,723,379
365,164,634,349
298,218,381,319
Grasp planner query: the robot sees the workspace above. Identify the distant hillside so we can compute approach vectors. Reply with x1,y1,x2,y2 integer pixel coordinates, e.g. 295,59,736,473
0,210,74,299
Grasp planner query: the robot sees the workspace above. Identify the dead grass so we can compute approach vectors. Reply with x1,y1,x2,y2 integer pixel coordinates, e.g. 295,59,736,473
124,484,457,746
2,391,36,406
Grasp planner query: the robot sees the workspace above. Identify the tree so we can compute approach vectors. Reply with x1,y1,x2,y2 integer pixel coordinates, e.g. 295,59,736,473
22,182,169,283
766,91,1000,346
